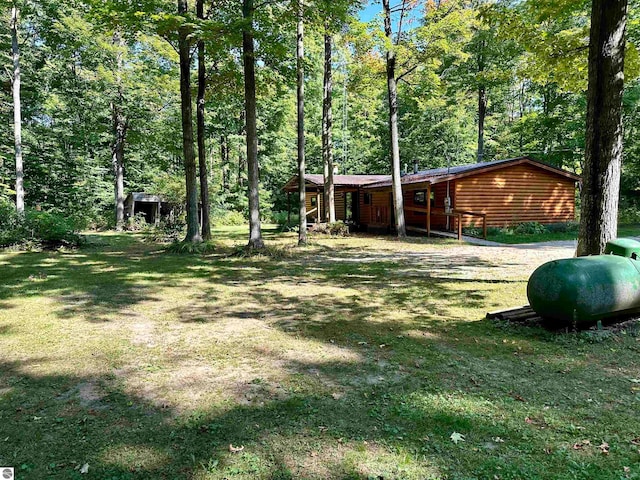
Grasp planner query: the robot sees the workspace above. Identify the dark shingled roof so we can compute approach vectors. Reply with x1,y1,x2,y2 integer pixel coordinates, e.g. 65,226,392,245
283,174,390,190
363,157,580,188
125,192,165,203
303,174,391,186
283,157,580,191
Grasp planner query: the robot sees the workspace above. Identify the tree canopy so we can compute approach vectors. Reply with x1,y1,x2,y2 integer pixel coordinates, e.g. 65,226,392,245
1,0,639,239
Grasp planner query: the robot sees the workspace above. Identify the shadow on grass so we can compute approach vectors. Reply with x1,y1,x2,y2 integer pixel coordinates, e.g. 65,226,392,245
3,332,636,480
1,233,639,478
0,231,506,322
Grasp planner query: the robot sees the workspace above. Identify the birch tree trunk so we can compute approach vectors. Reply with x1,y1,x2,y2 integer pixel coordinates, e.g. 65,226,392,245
322,28,335,223
196,0,211,240
577,0,627,256
11,5,24,214
221,135,230,192
178,0,202,243
383,0,406,238
111,30,126,231
243,0,264,248
297,0,307,245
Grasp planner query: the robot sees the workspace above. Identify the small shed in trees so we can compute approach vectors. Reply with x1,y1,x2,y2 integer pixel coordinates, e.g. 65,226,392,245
283,157,580,238
124,193,168,225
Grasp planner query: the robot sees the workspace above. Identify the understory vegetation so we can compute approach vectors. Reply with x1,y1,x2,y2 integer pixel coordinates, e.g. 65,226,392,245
1,228,640,479
0,199,82,249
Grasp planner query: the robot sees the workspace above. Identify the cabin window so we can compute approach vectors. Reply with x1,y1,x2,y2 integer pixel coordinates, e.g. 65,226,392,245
311,196,317,207
364,193,371,205
414,191,427,206
430,191,435,207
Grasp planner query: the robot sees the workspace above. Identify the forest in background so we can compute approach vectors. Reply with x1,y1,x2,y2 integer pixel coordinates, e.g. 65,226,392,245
2,0,640,230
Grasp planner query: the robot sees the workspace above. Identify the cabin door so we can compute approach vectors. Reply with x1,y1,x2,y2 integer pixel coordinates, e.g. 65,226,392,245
350,191,359,223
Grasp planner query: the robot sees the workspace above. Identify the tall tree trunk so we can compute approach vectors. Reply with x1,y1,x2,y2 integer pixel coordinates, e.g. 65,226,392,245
221,135,230,192
238,111,245,188
477,84,486,162
577,0,627,256
477,41,486,162
383,0,406,238
196,0,211,240
11,5,24,214
242,0,264,248
111,30,126,231
178,0,202,243
297,0,307,245
322,28,335,223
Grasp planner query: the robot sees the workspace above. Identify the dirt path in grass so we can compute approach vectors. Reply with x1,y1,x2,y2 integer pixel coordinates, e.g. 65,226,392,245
316,240,577,281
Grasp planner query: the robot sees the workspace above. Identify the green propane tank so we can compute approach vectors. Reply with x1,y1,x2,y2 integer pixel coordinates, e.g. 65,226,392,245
527,238,640,324
604,238,640,259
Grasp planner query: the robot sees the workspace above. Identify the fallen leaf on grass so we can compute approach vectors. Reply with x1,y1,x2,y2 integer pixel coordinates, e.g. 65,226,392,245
80,463,89,474
598,442,610,455
630,437,640,445
229,444,244,453
509,392,526,402
450,432,465,444
573,440,591,450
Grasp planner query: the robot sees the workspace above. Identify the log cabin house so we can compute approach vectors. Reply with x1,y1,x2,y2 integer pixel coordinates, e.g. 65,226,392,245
283,157,580,239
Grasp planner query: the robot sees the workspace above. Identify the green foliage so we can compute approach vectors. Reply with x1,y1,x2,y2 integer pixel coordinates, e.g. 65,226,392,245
270,211,300,228
212,210,246,227
141,218,185,243
513,221,547,235
0,200,23,246
24,210,82,246
618,203,640,224
126,213,149,231
486,221,582,244
0,200,82,249
545,221,579,234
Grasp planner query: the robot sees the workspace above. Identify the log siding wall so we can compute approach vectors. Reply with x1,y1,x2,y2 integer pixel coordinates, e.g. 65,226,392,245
305,190,349,222
454,164,576,227
300,162,576,230
359,190,391,227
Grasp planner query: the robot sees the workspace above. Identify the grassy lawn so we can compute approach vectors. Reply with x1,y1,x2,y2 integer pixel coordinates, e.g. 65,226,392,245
487,223,640,244
2,227,640,479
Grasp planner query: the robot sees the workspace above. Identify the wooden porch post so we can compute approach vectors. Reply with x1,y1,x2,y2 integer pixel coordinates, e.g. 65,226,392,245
316,192,321,223
155,201,161,226
287,191,291,224
457,213,462,241
426,183,431,237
